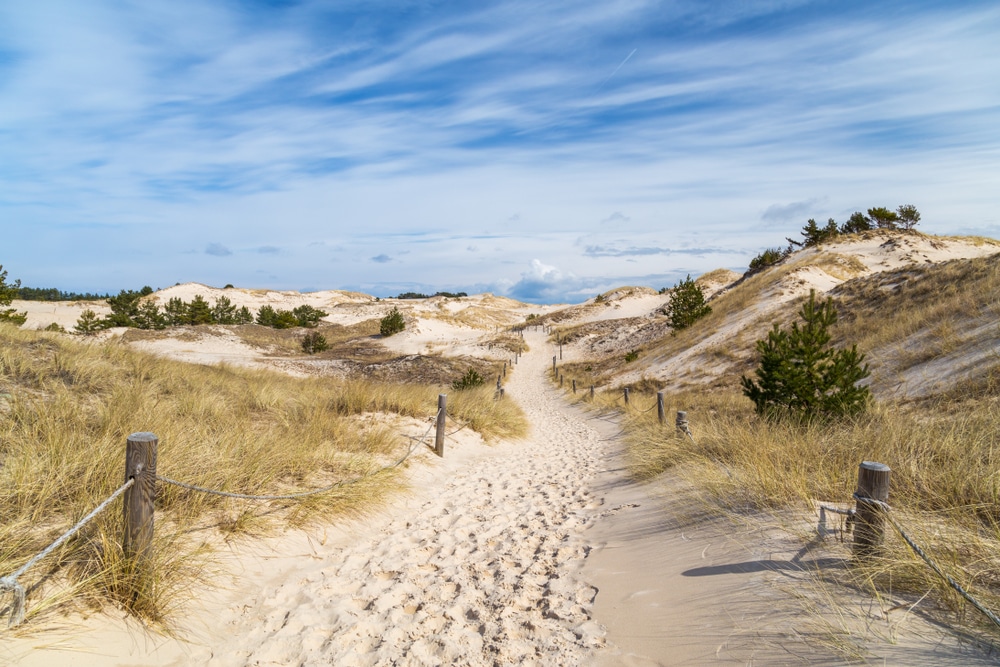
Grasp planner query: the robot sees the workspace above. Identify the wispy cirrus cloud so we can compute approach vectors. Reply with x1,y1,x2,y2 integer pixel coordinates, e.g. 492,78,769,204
1,1,999,301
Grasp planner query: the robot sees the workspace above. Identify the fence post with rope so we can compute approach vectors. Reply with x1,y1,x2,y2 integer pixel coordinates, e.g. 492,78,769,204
853,461,891,559
123,432,158,565
435,394,447,457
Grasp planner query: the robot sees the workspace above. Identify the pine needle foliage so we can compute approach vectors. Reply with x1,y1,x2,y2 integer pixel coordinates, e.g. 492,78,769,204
741,290,870,420
665,275,711,331
379,307,405,337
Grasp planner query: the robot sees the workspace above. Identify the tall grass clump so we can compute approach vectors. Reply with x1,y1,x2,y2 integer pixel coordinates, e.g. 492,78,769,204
0,325,524,628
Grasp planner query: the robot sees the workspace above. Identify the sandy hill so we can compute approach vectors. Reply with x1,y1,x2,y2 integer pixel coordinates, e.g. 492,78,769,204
12,230,1000,399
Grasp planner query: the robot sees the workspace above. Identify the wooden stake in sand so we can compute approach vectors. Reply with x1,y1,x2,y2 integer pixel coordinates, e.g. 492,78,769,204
435,395,447,457
853,461,891,559
123,432,158,564
657,391,665,424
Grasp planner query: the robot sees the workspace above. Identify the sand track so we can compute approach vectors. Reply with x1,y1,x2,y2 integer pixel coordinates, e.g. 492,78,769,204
195,330,608,666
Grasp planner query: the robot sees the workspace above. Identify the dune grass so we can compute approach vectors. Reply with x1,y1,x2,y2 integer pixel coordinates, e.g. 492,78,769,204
0,324,525,630
602,384,1000,636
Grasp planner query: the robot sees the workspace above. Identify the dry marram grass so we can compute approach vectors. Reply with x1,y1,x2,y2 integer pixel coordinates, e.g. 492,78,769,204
0,324,525,630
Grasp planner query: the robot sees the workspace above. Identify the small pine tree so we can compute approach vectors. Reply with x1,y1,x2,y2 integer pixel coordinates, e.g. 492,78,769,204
134,301,166,330
234,305,254,325
0,265,27,325
164,297,188,326
665,275,711,331
839,211,872,234
452,368,485,391
292,305,328,328
741,290,870,420
896,204,921,231
867,206,899,229
380,307,405,337
212,296,237,324
256,304,277,327
301,330,329,354
185,295,214,325
74,309,104,335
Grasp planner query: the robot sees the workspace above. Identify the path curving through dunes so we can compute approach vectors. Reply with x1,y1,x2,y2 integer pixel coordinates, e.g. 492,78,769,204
198,329,609,665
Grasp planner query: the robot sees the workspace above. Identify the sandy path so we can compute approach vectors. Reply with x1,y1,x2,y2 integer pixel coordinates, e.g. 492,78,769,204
181,330,608,666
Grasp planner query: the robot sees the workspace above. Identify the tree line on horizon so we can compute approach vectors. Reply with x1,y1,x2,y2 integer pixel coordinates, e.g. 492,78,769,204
74,289,328,334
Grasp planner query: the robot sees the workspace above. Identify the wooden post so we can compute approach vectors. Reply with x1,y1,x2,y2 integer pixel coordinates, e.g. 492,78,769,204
559,374,563,388
657,391,665,424
676,411,689,435
503,362,507,377
572,379,577,394
590,385,595,399
559,342,563,360
497,374,502,390
499,387,505,399
624,387,630,405
435,394,447,457
123,432,158,564
853,461,891,559
552,356,557,375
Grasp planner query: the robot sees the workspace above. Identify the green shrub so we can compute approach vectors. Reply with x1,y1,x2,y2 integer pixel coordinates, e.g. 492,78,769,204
452,368,485,391
625,350,639,363
741,290,870,420
0,265,26,325
664,275,711,331
301,330,329,354
746,247,788,275
380,307,405,337
74,309,103,335
292,305,328,328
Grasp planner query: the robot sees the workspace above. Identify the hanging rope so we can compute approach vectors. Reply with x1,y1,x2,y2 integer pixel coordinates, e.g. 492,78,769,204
1,478,135,628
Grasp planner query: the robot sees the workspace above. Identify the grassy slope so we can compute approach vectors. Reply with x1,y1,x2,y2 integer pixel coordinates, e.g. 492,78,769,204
0,325,525,629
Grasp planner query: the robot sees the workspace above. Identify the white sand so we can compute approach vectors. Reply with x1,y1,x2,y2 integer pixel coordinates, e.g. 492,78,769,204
7,330,993,666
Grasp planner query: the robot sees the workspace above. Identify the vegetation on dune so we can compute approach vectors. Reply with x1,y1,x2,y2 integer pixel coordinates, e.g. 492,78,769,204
0,326,525,628
1,265,27,326
662,274,711,331
379,306,406,337
746,204,922,277
741,290,870,420
452,368,486,391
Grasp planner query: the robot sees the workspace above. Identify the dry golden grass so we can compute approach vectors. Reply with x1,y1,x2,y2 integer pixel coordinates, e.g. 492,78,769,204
620,386,1000,636
0,324,525,630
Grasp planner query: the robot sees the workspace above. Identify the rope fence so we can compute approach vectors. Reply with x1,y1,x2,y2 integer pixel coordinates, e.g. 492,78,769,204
811,464,1000,633
1,478,135,627
1,401,460,628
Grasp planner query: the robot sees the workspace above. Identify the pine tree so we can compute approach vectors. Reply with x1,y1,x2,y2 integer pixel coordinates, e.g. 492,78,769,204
665,275,711,331
741,290,870,420
74,309,104,335
0,265,27,325
380,307,405,337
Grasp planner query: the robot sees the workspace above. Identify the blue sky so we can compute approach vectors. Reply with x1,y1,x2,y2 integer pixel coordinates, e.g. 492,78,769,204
2,0,999,303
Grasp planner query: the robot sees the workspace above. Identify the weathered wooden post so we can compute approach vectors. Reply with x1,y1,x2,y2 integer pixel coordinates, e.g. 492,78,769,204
497,374,502,390
853,461,891,559
572,379,577,394
435,394,447,457
624,387,630,405
657,391,665,424
559,341,563,360
124,432,158,564
559,374,563,388
676,411,691,438
552,356,557,376
590,385,595,399
503,361,507,377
